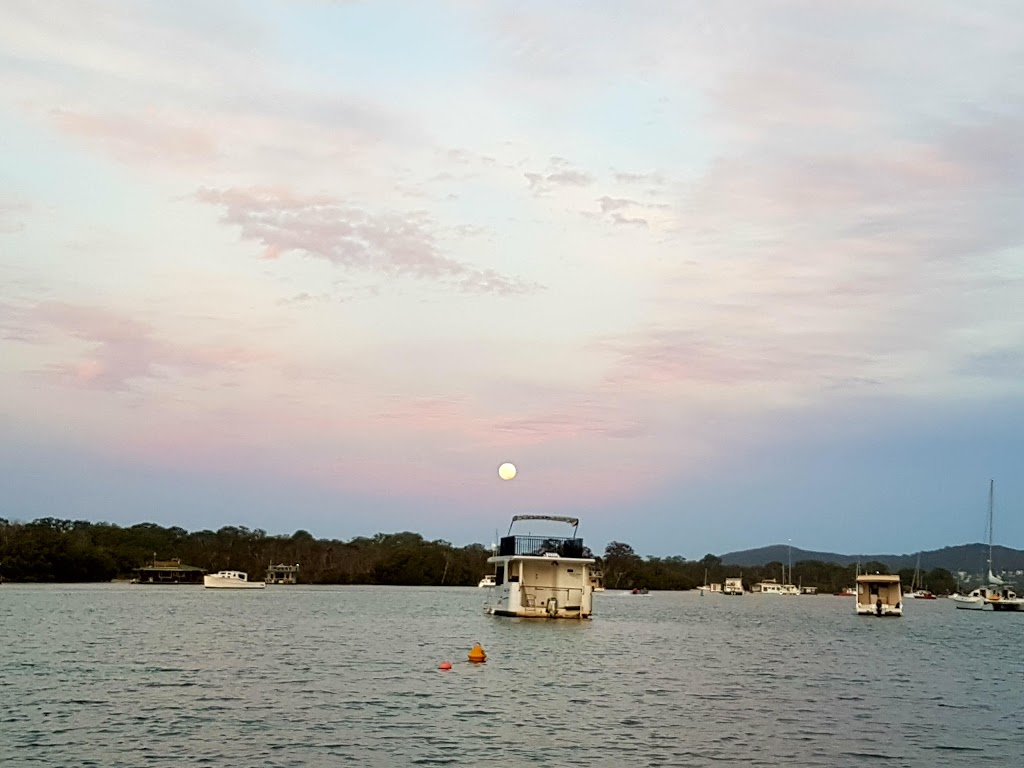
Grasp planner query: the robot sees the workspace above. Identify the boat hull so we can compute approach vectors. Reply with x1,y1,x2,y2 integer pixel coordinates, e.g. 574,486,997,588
203,576,265,589
856,604,903,617
952,595,1022,611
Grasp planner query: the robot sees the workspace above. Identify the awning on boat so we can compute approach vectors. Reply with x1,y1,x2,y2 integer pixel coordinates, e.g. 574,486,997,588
511,514,579,527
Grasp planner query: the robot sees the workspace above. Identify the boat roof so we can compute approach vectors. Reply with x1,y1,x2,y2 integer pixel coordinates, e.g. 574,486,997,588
856,574,901,583
488,554,595,564
510,514,579,526
508,514,579,535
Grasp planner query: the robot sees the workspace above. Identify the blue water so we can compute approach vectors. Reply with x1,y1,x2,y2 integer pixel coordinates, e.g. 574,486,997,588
2,585,1023,766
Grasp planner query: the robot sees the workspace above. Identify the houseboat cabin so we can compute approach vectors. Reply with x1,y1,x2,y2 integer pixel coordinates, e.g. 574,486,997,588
856,574,903,616
484,515,596,619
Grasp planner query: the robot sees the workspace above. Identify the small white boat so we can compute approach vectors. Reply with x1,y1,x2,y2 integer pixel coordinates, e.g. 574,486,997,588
204,570,265,589
478,574,496,588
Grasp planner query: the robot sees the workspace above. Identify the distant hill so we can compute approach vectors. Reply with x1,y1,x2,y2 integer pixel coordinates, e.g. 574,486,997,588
720,543,1024,574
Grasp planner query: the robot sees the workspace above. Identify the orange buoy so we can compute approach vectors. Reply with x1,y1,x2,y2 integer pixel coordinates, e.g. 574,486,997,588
467,643,487,663
438,661,452,671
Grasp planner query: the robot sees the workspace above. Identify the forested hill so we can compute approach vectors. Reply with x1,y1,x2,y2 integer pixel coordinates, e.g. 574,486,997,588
0,518,493,585
720,543,1024,573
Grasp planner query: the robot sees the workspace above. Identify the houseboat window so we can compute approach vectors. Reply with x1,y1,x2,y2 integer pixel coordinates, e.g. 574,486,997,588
508,573,519,582
495,565,505,586
567,568,574,573
870,585,879,595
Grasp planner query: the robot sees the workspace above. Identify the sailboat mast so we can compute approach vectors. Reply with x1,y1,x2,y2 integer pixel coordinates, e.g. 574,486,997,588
988,479,994,573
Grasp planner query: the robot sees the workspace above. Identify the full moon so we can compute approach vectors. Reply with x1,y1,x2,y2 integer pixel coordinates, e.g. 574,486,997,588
497,462,517,480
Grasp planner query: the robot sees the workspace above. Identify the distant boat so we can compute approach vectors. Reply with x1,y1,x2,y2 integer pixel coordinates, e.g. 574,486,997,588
834,588,855,597
204,570,265,589
951,480,1023,611
478,574,496,588
907,554,937,599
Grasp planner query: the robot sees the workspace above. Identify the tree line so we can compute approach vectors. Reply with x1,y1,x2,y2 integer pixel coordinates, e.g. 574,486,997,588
0,518,959,593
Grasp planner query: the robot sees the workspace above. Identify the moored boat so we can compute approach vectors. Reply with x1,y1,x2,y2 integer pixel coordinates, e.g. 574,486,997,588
478,574,496,588
855,574,903,616
484,515,596,619
722,577,744,595
951,480,1023,612
203,570,265,589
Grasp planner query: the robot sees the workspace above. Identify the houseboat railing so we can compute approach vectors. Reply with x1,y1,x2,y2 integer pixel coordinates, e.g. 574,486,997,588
499,535,586,558
520,586,586,608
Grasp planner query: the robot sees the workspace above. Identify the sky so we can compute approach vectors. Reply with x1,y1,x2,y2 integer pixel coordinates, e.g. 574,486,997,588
2,1,1023,558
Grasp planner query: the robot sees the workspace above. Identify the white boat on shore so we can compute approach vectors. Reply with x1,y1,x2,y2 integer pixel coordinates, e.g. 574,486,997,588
484,515,596,619
203,570,265,589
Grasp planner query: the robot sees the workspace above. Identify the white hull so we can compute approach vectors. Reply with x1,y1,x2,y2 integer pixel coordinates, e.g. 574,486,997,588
856,603,903,617
951,594,1022,611
204,573,265,589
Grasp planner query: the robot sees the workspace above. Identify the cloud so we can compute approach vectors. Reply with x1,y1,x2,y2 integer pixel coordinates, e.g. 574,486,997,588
51,108,219,166
524,157,595,195
491,400,646,444
0,201,30,234
0,301,263,391
197,186,540,294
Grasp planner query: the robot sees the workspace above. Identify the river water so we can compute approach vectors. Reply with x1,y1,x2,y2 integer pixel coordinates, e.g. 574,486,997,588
2,584,1023,767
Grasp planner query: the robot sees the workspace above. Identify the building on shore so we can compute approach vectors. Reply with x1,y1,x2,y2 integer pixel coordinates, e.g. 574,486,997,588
132,558,205,584
266,563,300,585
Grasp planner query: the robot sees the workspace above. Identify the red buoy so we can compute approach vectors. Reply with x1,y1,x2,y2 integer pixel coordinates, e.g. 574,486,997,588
438,661,452,671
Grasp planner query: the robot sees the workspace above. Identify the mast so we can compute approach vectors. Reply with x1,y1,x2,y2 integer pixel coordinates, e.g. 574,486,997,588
787,539,792,585
988,478,994,575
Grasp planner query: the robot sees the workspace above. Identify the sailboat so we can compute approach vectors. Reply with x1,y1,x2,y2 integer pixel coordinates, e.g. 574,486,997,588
780,540,799,595
951,480,1022,611
907,553,937,599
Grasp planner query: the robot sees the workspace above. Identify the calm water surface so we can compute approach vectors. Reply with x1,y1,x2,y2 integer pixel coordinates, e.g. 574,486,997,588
2,585,1023,767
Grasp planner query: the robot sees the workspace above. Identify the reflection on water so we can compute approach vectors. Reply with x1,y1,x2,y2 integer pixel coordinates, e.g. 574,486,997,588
2,585,1023,766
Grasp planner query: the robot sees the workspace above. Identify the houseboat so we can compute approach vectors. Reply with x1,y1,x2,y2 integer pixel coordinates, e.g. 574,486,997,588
266,563,299,585
722,578,744,595
204,570,266,589
855,574,902,616
131,558,205,585
484,515,596,619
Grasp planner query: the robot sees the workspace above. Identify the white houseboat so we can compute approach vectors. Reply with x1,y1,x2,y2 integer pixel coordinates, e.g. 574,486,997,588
722,577,744,595
751,578,797,595
484,515,596,619
203,570,266,589
855,574,902,616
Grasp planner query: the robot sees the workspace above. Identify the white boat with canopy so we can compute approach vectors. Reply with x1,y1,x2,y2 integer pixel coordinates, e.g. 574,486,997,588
484,515,596,619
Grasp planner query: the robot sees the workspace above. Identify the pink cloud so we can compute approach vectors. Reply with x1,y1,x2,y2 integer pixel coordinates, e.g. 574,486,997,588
51,108,219,165
197,186,541,295
1,301,265,391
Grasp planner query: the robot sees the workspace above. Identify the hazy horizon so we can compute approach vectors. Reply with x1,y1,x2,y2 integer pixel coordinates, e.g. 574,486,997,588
3,2,1023,558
